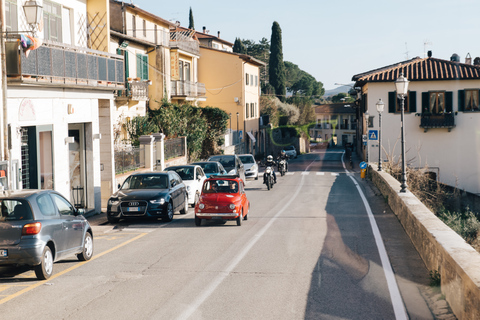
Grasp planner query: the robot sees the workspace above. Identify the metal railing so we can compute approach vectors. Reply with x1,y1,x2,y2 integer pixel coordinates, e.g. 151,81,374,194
171,80,206,98
115,80,150,101
164,137,185,160
170,30,200,55
420,113,455,132
6,38,124,88
115,146,145,174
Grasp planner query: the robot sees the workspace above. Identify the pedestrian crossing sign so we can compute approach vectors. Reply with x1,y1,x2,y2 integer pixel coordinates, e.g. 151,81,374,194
368,130,378,140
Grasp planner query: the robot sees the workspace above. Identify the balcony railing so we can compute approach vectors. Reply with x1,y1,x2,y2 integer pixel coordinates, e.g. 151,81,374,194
5,38,124,89
171,80,206,98
420,113,455,132
170,30,200,55
115,79,150,101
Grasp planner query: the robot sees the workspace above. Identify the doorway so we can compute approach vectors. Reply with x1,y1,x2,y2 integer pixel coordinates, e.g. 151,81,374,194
68,124,86,208
21,126,54,189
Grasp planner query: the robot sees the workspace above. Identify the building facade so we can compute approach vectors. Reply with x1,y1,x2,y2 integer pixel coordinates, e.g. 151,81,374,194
311,103,358,147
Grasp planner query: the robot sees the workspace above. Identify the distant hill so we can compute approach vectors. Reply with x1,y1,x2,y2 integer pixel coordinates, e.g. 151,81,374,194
324,85,353,98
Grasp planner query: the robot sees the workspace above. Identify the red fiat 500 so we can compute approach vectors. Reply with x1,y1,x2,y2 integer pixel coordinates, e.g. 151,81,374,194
195,175,250,226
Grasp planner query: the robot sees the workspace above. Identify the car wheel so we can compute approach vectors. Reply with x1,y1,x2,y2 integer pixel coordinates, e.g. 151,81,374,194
180,194,188,214
77,232,94,261
34,246,54,280
191,192,200,208
195,215,202,226
164,201,174,222
255,174,258,180
236,209,243,226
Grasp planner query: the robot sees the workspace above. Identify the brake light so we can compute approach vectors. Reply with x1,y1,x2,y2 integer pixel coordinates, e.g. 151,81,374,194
22,222,42,236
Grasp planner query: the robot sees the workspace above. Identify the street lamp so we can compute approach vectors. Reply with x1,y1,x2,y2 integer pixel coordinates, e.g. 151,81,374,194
229,113,232,144
23,1,43,34
376,99,384,171
395,73,409,192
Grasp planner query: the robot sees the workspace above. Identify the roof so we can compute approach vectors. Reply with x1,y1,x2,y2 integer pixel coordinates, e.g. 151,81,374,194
352,55,480,85
195,31,234,47
314,103,356,114
111,0,175,27
199,46,266,67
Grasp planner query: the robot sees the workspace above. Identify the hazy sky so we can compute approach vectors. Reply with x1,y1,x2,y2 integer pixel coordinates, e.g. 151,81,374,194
133,0,480,90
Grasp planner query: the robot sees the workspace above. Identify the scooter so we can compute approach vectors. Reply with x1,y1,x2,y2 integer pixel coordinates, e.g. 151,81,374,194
264,166,275,190
278,159,287,176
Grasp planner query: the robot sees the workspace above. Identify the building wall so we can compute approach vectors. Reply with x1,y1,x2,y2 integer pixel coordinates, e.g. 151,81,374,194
365,80,480,194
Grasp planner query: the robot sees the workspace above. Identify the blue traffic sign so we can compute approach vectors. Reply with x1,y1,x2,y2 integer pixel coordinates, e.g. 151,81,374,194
368,130,378,140
359,161,367,169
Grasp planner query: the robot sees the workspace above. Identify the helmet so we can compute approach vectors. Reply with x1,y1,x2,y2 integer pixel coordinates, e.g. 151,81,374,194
267,155,273,161
281,150,285,155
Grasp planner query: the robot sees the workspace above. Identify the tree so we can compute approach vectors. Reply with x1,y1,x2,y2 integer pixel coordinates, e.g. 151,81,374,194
269,21,286,102
188,7,194,30
332,92,354,103
233,38,247,54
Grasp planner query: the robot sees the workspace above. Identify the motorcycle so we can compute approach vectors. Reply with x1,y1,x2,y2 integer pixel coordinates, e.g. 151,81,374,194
264,165,275,190
278,159,287,176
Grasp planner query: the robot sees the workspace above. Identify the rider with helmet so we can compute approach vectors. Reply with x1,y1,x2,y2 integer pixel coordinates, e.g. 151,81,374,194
278,150,289,172
264,155,277,184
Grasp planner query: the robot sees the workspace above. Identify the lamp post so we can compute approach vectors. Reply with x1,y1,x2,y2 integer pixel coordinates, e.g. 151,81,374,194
229,113,232,145
395,73,409,192
236,112,239,145
376,99,384,171
364,110,370,176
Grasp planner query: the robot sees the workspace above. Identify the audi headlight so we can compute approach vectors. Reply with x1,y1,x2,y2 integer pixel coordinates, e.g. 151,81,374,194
150,198,165,205
108,199,119,206
199,203,205,209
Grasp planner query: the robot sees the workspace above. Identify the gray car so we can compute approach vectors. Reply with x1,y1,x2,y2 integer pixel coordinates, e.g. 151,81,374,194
207,155,246,182
0,190,93,280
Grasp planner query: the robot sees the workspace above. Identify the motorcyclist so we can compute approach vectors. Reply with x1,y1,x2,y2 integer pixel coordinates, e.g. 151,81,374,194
264,155,277,184
277,150,289,172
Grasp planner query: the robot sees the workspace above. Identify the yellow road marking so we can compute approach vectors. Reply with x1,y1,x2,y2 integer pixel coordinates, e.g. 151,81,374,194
0,232,148,305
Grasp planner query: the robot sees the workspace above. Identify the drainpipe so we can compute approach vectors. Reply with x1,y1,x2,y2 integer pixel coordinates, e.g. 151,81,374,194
0,1,10,190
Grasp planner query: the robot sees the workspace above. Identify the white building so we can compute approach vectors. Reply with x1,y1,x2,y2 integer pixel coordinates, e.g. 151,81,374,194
352,52,480,195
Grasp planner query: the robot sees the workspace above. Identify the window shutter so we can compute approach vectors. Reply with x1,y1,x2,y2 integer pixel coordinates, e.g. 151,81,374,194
388,92,396,113
409,91,417,113
124,51,129,78
457,90,465,112
142,55,148,80
421,92,429,113
446,91,453,113
136,54,141,78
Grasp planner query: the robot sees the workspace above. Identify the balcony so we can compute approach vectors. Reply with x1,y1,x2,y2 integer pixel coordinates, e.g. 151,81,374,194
420,113,455,132
170,31,200,55
5,38,124,89
171,80,206,99
115,79,150,101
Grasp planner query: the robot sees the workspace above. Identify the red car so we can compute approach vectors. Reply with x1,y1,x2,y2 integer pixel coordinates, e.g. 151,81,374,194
195,175,250,226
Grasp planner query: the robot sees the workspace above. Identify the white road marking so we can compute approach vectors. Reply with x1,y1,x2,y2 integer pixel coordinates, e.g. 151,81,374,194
316,172,324,175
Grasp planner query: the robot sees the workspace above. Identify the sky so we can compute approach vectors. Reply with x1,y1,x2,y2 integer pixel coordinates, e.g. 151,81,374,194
132,0,480,91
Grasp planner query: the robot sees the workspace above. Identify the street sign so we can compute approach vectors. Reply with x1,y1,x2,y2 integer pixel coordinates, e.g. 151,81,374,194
239,130,243,140
360,161,367,169
362,134,367,142
369,130,378,140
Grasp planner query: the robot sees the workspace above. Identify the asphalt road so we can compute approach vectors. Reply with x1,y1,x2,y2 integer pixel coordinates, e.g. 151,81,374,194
0,149,438,319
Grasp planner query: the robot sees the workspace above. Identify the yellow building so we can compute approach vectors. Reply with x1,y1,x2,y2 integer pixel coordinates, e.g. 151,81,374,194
198,46,265,155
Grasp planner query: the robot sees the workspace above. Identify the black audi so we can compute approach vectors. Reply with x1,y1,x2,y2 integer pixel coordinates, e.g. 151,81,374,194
106,172,188,223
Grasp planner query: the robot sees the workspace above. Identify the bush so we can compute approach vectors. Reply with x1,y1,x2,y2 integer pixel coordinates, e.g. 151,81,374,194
438,208,480,244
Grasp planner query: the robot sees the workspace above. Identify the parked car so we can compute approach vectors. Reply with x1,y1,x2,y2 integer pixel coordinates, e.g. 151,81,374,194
0,190,94,280
195,175,250,226
191,161,227,178
207,155,246,182
107,171,188,223
164,165,206,207
238,154,259,180
284,145,297,158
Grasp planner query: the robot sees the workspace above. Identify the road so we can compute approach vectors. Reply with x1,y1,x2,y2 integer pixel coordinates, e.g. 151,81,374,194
0,149,438,319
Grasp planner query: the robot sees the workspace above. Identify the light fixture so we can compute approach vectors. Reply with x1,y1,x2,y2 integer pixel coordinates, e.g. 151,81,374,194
395,73,409,192
376,99,384,171
395,73,409,96
23,1,43,26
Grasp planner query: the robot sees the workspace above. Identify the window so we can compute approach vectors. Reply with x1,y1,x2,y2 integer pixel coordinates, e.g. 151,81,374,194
136,54,148,80
245,73,249,85
52,194,74,216
388,91,417,113
184,62,190,81
465,89,479,111
5,0,18,32
251,103,255,118
154,24,157,44
43,0,62,42
143,19,146,37
132,15,136,37
37,194,56,216
246,103,250,118
255,75,258,87
429,91,445,114
250,75,254,86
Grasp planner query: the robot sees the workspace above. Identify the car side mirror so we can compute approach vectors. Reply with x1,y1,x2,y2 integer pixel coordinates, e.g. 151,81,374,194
118,183,121,189
75,208,85,216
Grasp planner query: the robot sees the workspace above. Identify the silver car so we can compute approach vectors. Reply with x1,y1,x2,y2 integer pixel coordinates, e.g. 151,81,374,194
238,154,259,180
0,190,93,280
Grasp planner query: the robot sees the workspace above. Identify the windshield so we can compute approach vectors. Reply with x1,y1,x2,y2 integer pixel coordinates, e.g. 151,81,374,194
209,156,235,171
197,163,217,174
121,175,168,190
203,180,238,194
166,167,194,180
238,156,254,164
0,200,33,221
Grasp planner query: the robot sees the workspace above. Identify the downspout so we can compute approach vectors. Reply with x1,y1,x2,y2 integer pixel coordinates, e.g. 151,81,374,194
0,0,10,190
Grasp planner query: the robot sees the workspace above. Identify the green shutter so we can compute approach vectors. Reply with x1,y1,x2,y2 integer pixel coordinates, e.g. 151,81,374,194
388,92,396,113
409,91,417,113
136,54,141,78
422,92,429,113
124,51,129,79
142,55,149,80
446,91,453,113
458,90,465,112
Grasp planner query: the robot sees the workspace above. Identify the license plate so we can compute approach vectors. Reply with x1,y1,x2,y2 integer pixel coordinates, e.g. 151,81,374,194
212,216,223,220
126,207,140,212
0,250,7,257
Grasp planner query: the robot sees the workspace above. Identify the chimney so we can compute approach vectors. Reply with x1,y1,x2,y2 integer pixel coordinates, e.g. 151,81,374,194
203,26,206,33
474,57,480,66
465,53,472,65
217,31,220,38
450,53,460,62
427,50,432,58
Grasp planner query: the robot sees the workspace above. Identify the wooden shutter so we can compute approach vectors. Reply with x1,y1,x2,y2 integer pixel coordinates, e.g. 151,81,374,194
388,92,396,113
422,92,429,113
458,90,465,112
409,91,417,113
142,55,148,80
136,54,141,78
445,91,453,113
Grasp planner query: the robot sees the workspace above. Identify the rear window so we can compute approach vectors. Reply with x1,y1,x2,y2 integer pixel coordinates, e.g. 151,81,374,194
238,156,254,164
0,200,33,221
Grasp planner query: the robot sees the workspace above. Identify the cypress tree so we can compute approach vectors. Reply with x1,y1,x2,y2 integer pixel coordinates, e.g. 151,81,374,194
269,21,286,102
188,7,195,30
233,38,247,54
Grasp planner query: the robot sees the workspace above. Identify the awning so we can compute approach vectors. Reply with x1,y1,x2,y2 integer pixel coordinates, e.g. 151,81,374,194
246,131,256,143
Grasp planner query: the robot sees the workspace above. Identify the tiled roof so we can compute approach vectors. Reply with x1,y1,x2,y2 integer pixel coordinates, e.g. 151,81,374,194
352,56,480,85
314,103,356,114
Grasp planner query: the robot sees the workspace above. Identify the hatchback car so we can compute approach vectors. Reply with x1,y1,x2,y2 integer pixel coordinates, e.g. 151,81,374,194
207,155,246,182
107,171,188,223
0,190,93,280
191,161,227,178
284,145,297,158
195,175,250,226
238,154,259,180
164,165,206,207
